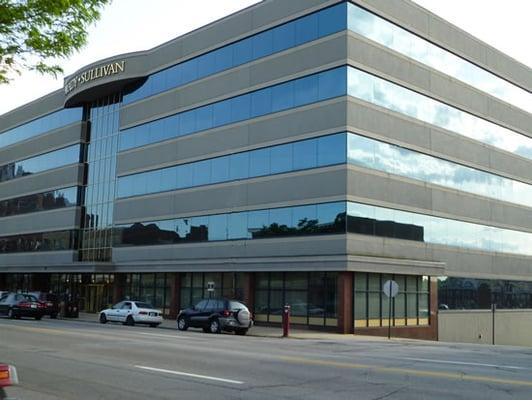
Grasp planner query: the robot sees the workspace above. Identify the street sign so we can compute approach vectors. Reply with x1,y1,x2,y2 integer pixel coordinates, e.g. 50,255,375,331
207,282,215,292
383,280,399,298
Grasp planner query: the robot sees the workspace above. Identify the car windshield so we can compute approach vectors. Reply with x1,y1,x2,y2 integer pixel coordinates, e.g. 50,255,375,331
229,301,246,310
135,302,153,309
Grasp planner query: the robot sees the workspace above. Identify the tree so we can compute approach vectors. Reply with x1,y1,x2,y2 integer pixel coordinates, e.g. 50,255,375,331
0,0,110,84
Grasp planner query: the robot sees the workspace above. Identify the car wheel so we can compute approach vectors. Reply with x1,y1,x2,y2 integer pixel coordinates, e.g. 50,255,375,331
50,312,58,319
99,313,108,324
149,323,159,328
7,308,14,319
35,315,42,321
124,315,135,326
209,318,221,334
177,316,188,331
235,328,248,336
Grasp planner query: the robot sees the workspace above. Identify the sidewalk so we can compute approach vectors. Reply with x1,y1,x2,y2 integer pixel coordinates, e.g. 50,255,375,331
74,312,364,340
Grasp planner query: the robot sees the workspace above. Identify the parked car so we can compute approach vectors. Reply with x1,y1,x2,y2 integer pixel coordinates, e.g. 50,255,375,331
0,293,46,320
26,291,60,318
99,300,162,327
0,363,18,400
177,298,253,335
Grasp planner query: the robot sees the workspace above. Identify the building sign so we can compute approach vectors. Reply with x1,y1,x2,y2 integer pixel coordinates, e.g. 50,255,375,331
64,60,125,94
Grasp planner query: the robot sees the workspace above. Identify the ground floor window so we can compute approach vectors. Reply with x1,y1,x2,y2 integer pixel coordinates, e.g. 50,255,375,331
254,272,337,327
180,272,245,309
122,273,174,316
354,273,429,328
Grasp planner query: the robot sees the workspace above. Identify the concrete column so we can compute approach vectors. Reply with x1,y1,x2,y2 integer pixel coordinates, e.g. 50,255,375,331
430,277,439,341
337,272,354,334
241,272,255,313
168,273,181,319
113,274,126,303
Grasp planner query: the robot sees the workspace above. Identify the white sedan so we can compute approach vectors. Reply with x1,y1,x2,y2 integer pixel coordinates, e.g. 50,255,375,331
99,301,163,327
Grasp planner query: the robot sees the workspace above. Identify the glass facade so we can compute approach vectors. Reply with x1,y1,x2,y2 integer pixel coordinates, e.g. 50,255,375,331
79,94,121,262
347,202,532,256
117,133,346,198
354,272,430,327
0,230,77,253
180,272,245,309
254,272,337,326
122,3,346,104
119,67,346,151
118,130,532,211
0,145,81,183
0,108,83,149
347,3,532,114
347,133,532,208
0,187,78,218
347,67,532,160
439,277,532,310
114,202,346,246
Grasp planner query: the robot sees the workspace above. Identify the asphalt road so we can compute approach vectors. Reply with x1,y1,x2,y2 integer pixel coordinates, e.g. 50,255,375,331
1,317,532,399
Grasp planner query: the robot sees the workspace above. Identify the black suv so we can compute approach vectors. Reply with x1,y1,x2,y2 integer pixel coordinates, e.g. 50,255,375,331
177,298,253,335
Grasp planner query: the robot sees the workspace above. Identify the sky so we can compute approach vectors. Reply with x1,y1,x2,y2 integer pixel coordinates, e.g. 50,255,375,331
0,0,531,116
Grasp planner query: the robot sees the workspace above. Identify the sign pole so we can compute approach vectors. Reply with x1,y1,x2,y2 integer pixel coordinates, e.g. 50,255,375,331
388,280,392,340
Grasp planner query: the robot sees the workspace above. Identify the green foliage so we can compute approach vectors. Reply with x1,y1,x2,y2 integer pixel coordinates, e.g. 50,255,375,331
0,0,110,83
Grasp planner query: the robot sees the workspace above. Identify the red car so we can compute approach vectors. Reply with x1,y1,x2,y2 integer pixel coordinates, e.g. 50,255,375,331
0,363,18,399
26,292,60,318
0,293,46,320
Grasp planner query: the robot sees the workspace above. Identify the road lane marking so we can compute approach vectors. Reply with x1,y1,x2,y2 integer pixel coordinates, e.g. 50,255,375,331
402,357,528,370
279,356,532,387
134,365,244,385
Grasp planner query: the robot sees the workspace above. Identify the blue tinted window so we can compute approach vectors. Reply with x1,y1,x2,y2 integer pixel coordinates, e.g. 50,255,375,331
122,4,347,105
209,214,227,241
269,207,292,229
213,101,232,126
318,67,346,99
271,81,295,112
273,23,295,52
270,143,293,174
120,67,346,151
253,30,273,59
251,88,272,117
294,74,318,106
232,37,253,65
196,105,213,131
318,133,346,166
229,152,249,180
0,108,82,149
319,3,346,36
211,156,230,183
192,160,211,186
228,213,248,239
177,164,193,189
181,58,198,84
249,148,270,177
295,13,318,44
180,110,196,135
293,139,317,170
231,94,251,122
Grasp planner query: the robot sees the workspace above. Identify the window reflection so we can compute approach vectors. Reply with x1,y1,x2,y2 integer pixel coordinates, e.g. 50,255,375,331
0,108,82,150
348,133,532,208
0,187,78,218
114,202,347,246
347,67,532,159
347,3,532,114
117,133,347,198
119,67,347,151
122,3,347,104
0,145,81,183
0,230,77,253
